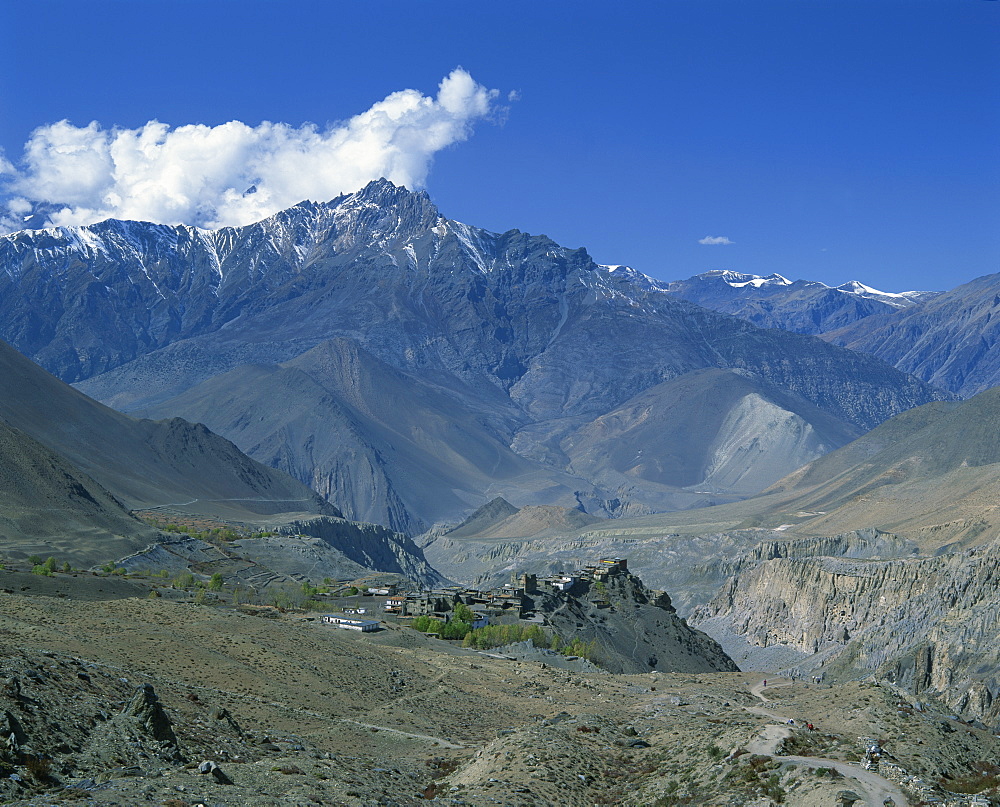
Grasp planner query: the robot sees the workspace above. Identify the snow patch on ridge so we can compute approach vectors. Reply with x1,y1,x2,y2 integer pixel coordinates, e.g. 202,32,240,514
449,221,492,273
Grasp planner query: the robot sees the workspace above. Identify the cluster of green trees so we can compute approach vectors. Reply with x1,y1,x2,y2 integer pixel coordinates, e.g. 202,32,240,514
461,622,545,649
460,622,599,661
142,517,278,544
405,603,474,639
406,605,600,662
411,614,472,639
168,571,225,591
30,556,72,576
300,580,333,597
100,561,127,575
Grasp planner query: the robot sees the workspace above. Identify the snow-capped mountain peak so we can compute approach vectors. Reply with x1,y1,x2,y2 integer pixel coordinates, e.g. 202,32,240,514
666,269,944,339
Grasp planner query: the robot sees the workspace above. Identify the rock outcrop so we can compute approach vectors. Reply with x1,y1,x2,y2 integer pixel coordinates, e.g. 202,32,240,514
527,567,738,675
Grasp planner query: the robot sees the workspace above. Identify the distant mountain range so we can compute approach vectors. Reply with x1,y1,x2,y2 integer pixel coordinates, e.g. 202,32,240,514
0,180,948,533
665,270,938,335
667,269,1000,397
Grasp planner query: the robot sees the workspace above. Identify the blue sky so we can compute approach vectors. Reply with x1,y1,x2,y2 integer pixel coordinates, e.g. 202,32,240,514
1,0,997,293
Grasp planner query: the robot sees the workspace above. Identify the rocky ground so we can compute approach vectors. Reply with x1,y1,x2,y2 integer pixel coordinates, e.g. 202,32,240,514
3,566,1000,806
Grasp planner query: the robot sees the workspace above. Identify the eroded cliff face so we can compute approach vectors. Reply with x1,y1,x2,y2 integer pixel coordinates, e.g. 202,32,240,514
692,540,1000,728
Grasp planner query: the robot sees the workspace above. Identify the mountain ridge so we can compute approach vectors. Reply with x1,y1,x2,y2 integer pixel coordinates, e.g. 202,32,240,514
0,180,950,531
667,268,1000,397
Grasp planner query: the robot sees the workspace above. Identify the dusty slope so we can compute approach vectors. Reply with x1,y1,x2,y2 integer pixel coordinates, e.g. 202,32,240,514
0,417,157,564
432,386,1000,588
136,337,544,533
0,339,334,521
443,496,520,538
561,368,861,500
449,503,603,541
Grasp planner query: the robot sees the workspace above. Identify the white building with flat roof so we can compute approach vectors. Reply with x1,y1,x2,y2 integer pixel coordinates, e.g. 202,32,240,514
322,615,380,632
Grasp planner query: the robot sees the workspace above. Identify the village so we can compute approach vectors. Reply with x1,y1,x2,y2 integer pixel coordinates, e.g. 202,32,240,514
319,557,631,634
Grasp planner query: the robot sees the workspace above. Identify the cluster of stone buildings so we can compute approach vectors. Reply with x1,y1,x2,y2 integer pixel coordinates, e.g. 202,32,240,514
323,558,630,633
520,556,629,597
384,557,630,620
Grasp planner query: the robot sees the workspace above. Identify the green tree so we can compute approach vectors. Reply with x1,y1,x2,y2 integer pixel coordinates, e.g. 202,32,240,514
208,572,224,591
441,619,471,640
172,572,194,590
412,616,446,634
453,602,475,623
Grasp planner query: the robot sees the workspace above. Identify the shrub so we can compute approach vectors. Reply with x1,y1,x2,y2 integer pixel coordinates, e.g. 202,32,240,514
24,756,51,781
172,572,195,590
208,572,224,591
938,773,1000,794
560,636,599,661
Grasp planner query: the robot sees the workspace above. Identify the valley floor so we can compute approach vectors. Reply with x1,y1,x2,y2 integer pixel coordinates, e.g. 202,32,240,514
1,568,999,806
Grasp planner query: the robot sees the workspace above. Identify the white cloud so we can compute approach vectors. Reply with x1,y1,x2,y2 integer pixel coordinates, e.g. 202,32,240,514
1,69,502,231
698,236,734,245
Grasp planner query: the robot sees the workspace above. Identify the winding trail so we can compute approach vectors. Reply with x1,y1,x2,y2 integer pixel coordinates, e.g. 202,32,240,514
744,678,908,806
340,718,466,749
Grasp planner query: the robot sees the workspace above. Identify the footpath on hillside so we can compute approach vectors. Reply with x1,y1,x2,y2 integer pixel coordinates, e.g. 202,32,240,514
745,678,908,806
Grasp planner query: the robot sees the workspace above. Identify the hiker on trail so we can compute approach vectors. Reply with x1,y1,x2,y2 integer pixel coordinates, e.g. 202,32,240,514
763,679,766,687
